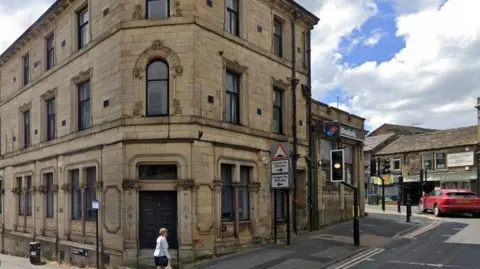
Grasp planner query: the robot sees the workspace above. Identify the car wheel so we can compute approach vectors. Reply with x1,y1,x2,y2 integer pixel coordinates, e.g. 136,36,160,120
434,204,442,217
418,202,427,213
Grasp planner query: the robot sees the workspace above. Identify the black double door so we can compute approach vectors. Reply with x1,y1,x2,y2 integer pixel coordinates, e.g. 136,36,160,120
139,191,178,249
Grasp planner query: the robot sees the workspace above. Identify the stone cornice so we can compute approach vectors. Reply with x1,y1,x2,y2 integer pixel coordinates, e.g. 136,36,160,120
41,87,58,100
0,0,72,67
264,0,320,28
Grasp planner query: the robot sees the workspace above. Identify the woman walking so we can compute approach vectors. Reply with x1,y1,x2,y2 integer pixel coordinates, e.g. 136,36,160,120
153,228,170,269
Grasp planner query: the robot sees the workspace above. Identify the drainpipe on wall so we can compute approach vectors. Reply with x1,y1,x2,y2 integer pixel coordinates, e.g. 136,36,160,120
290,10,299,236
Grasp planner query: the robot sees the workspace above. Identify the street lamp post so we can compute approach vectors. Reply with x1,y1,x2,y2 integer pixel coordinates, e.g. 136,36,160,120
93,200,100,269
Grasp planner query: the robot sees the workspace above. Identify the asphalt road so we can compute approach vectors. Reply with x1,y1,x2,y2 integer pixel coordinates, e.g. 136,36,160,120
329,212,480,269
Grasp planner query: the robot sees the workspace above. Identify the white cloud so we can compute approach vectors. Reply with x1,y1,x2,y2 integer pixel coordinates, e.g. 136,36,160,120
0,0,52,53
300,0,480,130
363,29,386,47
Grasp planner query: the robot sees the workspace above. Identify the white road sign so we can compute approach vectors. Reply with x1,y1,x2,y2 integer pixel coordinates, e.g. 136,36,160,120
272,174,289,188
271,159,289,174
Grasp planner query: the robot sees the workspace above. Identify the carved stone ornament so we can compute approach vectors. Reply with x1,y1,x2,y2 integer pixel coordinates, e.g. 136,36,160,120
95,180,104,192
248,182,262,193
80,182,88,190
175,179,196,190
52,184,59,194
173,1,183,16
41,87,57,100
11,187,20,195
224,58,248,74
61,183,72,193
71,68,93,85
22,187,30,194
19,101,32,113
133,101,143,116
173,99,182,115
122,179,140,191
132,4,144,20
37,185,48,194
213,180,223,192
271,77,290,90
301,84,311,99
133,40,184,80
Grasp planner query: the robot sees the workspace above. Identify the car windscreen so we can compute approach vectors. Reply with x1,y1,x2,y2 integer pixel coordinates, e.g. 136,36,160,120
446,192,477,198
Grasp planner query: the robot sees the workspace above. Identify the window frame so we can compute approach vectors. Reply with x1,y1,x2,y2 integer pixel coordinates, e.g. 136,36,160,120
71,169,82,221
77,6,89,49
226,0,240,36
225,71,240,125
146,0,170,19
393,158,401,170
138,164,178,180
435,152,446,170
45,173,54,218
146,60,169,117
46,34,55,70
221,164,235,222
23,53,30,86
273,19,283,57
78,80,91,131
272,88,283,134
24,110,31,148
422,154,434,170
46,98,56,141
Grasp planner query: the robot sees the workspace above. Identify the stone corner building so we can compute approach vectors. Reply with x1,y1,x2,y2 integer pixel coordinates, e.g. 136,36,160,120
0,0,364,268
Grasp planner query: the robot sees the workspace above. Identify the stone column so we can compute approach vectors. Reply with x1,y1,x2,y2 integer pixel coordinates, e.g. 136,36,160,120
213,179,223,241
248,182,261,239
122,179,140,243
175,179,195,247
232,182,240,239
79,168,86,238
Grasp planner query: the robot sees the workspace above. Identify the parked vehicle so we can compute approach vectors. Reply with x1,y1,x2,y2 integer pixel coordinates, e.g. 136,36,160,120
418,189,480,217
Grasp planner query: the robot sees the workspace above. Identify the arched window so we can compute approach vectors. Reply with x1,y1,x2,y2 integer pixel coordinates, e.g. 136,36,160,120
146,60,169,116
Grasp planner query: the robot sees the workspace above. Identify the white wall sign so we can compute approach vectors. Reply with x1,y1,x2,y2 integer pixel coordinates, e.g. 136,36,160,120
447,152,474,167
271,159,289,173
92,200,99,210
271,174,289,188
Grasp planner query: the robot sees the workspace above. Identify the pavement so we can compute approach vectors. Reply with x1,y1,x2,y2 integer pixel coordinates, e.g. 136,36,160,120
189,211,426,269
0,254,74,269
328,205,480,269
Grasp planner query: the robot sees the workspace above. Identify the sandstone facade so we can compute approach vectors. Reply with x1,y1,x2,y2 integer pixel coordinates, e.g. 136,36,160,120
0,0,365,268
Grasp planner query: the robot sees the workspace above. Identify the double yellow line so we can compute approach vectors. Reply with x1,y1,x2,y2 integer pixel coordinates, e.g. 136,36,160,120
402,219,441,239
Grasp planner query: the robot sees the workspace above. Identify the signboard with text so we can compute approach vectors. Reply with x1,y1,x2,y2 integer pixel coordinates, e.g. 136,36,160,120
270,143,292,189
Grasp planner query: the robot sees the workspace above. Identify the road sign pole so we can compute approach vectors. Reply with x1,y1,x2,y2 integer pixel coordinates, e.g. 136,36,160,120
286,190,291,246
273,189,277,243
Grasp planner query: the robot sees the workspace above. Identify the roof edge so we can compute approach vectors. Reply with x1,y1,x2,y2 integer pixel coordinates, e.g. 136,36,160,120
312,99,366,121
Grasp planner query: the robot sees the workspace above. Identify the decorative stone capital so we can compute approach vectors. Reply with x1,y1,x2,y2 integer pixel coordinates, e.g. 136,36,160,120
95,180,104,192
132,101,143,116
41,87,57,100
231,182,242,189
213,180,223,192
301,84,311,99
132,4,144,20
52,184,59,194
248,182,261,193
60,183,72,193
175,179,196,191
122,179,140,191
11,187,20,195
37,185,48,194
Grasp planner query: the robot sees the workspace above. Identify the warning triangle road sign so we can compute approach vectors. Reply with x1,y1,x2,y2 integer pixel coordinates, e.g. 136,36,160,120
272,144,289,159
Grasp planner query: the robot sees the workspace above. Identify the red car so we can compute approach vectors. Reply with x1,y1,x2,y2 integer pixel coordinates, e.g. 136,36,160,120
418,189,480,217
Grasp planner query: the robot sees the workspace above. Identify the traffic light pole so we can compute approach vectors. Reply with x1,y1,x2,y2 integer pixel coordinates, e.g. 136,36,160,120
340,181,360,246
377,157,385,211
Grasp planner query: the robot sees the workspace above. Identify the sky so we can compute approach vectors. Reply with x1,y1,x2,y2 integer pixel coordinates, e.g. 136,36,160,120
0,0,479,131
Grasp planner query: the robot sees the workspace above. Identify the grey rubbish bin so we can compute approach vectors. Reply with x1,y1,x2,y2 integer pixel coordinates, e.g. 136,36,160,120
29,241,41,264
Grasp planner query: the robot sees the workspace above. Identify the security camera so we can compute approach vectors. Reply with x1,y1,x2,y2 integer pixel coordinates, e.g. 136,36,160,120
262,157,269,166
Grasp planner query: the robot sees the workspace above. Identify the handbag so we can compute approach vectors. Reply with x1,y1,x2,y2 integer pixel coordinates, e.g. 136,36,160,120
157,256,169,266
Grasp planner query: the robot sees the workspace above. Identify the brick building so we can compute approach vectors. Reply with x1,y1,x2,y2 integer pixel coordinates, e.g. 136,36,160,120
374,126,478,204
0,0,366,268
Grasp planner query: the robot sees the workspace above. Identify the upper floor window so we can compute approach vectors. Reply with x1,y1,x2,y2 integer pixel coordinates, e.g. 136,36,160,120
273,88,283,134
435,153,446,169
422,154,433,170
273,19,283,57
226,71,240,124
146,0,169,19
47,98,56,141
23,54,30,86
24,110,31,148
226,0,239,36
393,158,401,170
146,60,169,116
78,6,89,49
46,34,55,70
78,81,91,131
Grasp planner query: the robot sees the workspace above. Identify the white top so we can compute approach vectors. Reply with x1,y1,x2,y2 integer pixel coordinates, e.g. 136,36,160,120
153,236,170,258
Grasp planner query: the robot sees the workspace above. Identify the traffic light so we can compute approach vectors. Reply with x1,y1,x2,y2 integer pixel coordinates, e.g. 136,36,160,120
382,158,391,174
370,159,377,176
330,149,345,182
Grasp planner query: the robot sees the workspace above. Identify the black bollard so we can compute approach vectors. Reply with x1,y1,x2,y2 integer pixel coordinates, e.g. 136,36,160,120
406,199,411,223
397,199,401,213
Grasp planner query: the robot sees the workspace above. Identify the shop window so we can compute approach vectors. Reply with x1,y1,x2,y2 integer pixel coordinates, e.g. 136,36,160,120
221,164,234,221
138,165,177,180
71,169,81,220
239,166,250,220
435,153,445,169
45,173,54,218
85,167,96,221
